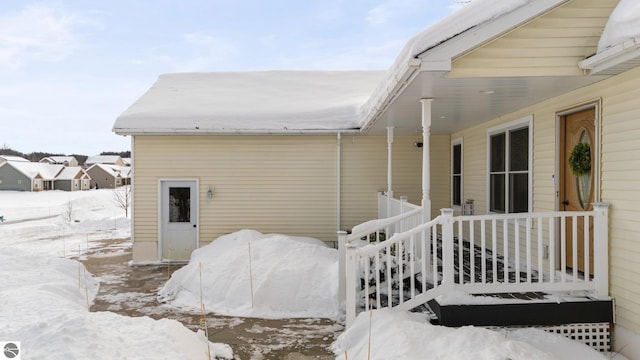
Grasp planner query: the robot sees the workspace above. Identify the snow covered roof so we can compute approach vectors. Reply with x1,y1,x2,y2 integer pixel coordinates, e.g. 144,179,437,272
85,155,122,165
597,0,640,53
0,155,30,162
4,162,64,180
40,156,77,165
55,167,88,180
113,71,386,135
580,0,640,75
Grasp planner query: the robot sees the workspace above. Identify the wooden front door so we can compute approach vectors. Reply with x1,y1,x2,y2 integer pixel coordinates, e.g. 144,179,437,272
559,107,595,275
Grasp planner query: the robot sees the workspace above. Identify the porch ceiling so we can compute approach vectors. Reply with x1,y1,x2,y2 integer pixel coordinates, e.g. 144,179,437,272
366,71,610,136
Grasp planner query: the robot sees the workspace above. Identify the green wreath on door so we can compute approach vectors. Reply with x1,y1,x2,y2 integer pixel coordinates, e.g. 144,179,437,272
568,142,591,177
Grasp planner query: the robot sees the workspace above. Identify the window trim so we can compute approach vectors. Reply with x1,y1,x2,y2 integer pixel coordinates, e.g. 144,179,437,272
486,115,533,214
451,137,463,210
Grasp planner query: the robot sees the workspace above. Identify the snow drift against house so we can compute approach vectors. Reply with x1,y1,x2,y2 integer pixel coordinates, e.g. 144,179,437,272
113,71,385,134
159,229,340,320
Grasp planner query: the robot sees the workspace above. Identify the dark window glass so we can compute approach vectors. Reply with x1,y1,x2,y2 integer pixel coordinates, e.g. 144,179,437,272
452,176,461,206
452,143,462,206
509,128,529,171
490,174,505,213
169,187,191,222
453,144,462,174
490,133,505,172
509,173,528,213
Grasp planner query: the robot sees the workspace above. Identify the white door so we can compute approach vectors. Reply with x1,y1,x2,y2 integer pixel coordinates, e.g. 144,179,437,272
161,180,198,261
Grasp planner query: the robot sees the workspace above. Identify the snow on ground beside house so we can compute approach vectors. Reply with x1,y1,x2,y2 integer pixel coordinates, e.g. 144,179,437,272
159,229,341,320
1,191,625,358
332,309,609,360
598,0,640,52
0,190,233,359
0,189,131,258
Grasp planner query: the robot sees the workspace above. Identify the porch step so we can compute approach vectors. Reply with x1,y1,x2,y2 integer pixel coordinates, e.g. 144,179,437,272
427,293,613,327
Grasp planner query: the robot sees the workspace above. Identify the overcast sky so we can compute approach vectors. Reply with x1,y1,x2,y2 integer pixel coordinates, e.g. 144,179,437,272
0,1,465,155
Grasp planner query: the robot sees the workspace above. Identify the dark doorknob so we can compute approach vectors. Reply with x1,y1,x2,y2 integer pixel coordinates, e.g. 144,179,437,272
193,224,197,228
562,200,569,206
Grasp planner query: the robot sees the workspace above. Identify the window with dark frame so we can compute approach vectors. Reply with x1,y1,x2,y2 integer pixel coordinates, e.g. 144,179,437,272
452,143,462,207
489,126,529,213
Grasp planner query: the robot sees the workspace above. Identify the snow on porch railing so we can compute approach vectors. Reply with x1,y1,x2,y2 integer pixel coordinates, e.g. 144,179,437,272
337,204,423,308
344,214,446,327
343,204,609,327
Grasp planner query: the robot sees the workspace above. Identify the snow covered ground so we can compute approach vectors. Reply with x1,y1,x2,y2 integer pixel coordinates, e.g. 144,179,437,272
0,190,626,359
0,189,233,359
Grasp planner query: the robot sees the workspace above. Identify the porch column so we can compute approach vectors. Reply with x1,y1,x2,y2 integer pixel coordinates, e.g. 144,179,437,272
386,127,394,218
593,202,609,299
420,98,433,222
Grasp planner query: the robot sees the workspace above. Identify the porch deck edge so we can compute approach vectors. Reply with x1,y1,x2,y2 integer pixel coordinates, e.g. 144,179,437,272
428,297,614,327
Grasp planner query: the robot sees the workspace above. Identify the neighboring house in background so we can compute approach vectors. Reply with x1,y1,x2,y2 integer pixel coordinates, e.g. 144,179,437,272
54,167,91,191
0,162,63,191
85,155,125,167
86,163,129,189
0,155,30,164
39,156,79,167
122,158,132,166
114,0,640,357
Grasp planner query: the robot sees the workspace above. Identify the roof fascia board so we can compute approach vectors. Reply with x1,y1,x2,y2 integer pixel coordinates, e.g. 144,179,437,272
579,36,640,75
113,128,362,136
418,0,570,65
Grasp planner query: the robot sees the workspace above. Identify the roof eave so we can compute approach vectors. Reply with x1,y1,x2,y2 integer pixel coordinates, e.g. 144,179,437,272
359,0,571,133
113,128,362,136
579,36,640,76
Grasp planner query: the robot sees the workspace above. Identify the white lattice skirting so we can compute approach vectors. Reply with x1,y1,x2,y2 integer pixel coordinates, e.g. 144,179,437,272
491,322,611,352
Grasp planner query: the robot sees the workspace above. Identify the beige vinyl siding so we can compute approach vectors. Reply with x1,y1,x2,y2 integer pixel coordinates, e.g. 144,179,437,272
339,135,424,231
451,66,640,334
448,0,617,78
134,136,338,252
133,134,424,261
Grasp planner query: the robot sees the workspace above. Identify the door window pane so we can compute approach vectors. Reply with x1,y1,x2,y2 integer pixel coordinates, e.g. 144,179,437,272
453,176,461,206
169,187,191,222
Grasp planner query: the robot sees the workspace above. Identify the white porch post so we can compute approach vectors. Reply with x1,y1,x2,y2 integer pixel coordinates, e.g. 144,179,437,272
420,99,433,223
337,230,347,310
386,127,394,218
593,202,609,299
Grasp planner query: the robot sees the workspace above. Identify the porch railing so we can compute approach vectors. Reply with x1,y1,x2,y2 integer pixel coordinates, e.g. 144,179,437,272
341,203,609,327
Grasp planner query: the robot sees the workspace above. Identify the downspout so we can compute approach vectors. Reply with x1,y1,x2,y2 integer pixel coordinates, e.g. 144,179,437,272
336,133,341,236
